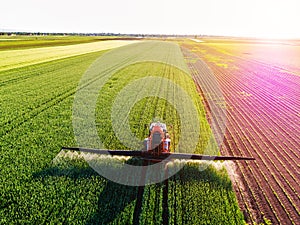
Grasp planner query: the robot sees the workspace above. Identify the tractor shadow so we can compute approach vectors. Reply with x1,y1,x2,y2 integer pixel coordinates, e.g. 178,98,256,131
33,158,232,224
87,180,139,224
34,165,139,224
32,157,146,224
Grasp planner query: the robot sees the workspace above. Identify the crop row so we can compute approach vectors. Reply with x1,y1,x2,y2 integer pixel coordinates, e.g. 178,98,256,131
0,51,107,137
91,41,244,223
0,41,244,224
95,61,211,153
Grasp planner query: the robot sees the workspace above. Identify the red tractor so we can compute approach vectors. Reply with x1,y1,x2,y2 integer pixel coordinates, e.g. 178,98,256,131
143,122,171,155
63,122,254,162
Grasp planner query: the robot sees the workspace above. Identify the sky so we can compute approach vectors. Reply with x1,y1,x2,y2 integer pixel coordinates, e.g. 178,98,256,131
1,0,300,39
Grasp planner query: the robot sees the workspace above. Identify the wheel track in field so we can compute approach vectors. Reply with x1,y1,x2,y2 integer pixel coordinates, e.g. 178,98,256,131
180,45,299,223
103,56,179,223
102,59,173,149
101,63,152,149
162,170,169,225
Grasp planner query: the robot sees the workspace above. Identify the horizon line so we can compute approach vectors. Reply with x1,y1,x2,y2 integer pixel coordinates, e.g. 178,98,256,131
1,29,300,41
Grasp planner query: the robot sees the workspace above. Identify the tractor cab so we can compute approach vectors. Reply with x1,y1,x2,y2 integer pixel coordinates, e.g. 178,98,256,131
144,122,171,154
149,122,167,134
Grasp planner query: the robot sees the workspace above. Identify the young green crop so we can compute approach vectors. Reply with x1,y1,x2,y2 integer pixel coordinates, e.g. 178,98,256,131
95,61,216,154
0,39,245,224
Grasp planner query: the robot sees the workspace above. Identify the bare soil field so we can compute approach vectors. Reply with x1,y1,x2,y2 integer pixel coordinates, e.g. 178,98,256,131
180,39,300,225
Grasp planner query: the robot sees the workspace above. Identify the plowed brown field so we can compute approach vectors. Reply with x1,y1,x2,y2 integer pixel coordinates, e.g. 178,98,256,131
180,39,300,225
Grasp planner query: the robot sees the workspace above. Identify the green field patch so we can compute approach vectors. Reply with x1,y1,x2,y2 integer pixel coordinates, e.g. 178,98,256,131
0,40,245,224
95,61,214,154
0,50,108,137
0,40,138,72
